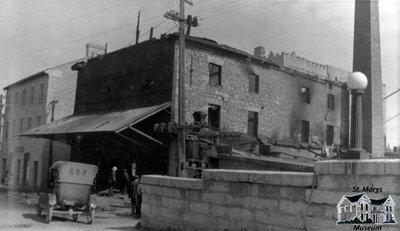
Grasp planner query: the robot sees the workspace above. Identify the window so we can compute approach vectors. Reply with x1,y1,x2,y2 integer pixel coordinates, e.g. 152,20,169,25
249,74,259,93
301,87,310,104
19,119,24,132
208,104,221,129
27,117,32,130
328,94,334,110
326,125,334,145
21,89,26,106
36,116,41,127
30,86,35,104
7,95,11,105
301,120,310,143
248,111,259,136
247,111,259,137
209,63,221,86
14,92,19,106
39,83,44,103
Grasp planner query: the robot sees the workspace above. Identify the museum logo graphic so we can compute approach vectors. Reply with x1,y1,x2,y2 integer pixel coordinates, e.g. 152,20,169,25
337,193,397,225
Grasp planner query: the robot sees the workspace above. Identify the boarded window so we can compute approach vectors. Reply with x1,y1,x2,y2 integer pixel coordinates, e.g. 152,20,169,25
301,87,310,104
247,111,259,137
326,125,334,145
301,120,310,143
327,94,335,110
209,63,222,86
208,104,221,129
249,74,259,93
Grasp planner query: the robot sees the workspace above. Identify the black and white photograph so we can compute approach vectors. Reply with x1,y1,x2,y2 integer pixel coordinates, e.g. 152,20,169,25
0,0,399,230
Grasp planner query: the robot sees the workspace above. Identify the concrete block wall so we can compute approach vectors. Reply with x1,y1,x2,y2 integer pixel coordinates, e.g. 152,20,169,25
141,159,400,231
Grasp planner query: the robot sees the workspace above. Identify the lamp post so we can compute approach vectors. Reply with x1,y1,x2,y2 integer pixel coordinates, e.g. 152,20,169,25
347,72,371,159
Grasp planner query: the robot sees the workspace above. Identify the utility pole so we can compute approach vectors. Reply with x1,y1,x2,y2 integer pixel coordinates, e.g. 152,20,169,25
136,11,141,44
47,100,58,180
164,0,197,176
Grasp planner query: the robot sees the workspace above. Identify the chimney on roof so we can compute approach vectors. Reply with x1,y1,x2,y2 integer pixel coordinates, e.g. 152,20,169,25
254,46,265,58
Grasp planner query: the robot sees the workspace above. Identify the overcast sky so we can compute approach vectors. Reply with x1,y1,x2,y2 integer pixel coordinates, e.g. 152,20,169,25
0,0,399,146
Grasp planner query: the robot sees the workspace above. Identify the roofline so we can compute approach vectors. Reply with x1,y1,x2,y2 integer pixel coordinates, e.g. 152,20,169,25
4,71,47,91
3,57,86,91
182,35,280,69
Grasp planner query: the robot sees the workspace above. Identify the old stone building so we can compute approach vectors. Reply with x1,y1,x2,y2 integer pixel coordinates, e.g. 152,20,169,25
0,59,83,189
179,37,349,147
25,34,350,181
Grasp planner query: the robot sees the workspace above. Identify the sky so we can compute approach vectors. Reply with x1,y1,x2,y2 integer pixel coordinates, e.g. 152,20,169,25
0,0,399,146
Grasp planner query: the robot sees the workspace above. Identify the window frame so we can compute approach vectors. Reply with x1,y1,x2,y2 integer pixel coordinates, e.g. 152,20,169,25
21,89,26,106
327,94,335,110
301,120,310,143
208,63,222,86
326,125,334,145
208,104,221,129
39,83,44,103
249,74,259,93
247,111,259,137
30,86,35,104
301,87,311,104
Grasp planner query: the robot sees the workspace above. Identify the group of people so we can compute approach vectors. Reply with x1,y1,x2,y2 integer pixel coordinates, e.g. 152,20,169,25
108,166,142,217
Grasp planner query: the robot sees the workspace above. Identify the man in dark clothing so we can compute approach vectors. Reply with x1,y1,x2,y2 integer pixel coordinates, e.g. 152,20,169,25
122,169,130,195
131,176,142,217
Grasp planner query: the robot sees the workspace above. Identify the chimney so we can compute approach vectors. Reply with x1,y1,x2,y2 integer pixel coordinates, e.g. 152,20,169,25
254,46,265,58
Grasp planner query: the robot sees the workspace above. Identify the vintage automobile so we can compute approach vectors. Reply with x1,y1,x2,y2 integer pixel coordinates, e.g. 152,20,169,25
37,161,98,224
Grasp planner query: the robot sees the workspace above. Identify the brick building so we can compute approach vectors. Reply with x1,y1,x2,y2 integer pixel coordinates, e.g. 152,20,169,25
0,59,83,189
25,34,350,180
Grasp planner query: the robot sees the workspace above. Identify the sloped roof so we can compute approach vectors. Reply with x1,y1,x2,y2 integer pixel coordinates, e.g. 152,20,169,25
371,197,389,205
345,193,366,203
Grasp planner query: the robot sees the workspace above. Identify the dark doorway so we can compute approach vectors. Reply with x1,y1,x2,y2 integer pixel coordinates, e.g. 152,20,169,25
208,104,221,130
33,161,39,188
22,153,30,185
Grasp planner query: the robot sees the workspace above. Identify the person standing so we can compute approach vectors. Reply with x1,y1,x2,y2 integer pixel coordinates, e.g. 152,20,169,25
122,169,129,195
131,175,142,217
108,166,117,196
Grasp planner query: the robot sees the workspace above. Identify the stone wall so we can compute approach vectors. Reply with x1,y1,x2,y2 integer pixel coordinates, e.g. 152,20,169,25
182,43,349,146
141,159,400,231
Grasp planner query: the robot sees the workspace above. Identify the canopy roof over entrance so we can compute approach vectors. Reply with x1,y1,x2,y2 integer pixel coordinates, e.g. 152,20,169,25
22,102,171,137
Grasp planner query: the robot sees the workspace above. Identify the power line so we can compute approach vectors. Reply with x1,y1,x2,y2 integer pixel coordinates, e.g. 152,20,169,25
0,0,135,45
0,21,136,64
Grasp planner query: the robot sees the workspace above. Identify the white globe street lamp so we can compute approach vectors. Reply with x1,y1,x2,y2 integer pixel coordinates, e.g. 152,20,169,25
347,72,370,158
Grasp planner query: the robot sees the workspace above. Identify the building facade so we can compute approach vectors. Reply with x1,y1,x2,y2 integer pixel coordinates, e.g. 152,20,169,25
0,60,81,189
25,34,351,180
